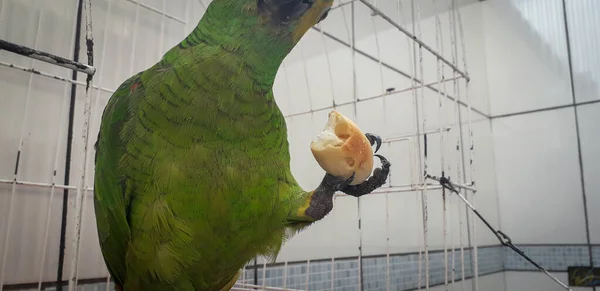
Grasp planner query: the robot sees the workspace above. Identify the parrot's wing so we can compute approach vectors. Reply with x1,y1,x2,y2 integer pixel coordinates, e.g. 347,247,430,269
94,73,143,287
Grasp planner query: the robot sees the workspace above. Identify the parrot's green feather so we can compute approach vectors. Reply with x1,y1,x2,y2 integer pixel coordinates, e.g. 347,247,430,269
94,0,335,290
94,72,142,288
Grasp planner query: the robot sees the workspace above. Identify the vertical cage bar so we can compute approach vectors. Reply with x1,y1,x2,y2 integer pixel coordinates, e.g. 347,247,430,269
323,8,354,289
385,189,390,291
283,261,288,290
414,0,430,289
128,1,141,76
349,2,363,290
402,0,425,289
90,0,115,284
36,19,82,287
0,0,5,25
105,275,111,291
453,1,478,289
449,195,457,288
67,0,94,289
159,0,167,54
73,0,113,287
431,0,451,289
317,24,337,111
305,260,310,291
0,7,44,291
562,3,596,291
370,0,386,96
446,1,466,289
262,260,267,288
330,195,336,291
56,0,87,287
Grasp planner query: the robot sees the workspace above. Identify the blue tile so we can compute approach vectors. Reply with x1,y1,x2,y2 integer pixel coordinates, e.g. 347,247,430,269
593,246,600,267
212,245,598,291
504,245,590,271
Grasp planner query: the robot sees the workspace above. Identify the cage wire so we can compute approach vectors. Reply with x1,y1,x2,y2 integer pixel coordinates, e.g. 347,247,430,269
1,0,473,290
0,0,570,290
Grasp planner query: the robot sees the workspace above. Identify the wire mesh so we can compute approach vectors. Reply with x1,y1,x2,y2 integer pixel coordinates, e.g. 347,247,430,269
0,0,480,290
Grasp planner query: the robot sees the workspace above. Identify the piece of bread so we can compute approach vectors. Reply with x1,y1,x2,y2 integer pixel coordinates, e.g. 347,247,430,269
310,110,374,185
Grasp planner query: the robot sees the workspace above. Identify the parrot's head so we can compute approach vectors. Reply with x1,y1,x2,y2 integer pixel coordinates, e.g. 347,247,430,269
198,0,334,76
254,0,334,44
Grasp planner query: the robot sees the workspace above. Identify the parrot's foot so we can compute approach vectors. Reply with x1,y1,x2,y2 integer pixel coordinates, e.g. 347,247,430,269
340,154,391,197
298,149,390,222
322,172,356,192
365,133,382,153
316,133,390,197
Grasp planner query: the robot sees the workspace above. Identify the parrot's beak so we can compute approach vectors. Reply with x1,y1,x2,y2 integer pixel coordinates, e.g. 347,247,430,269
292,0,333,43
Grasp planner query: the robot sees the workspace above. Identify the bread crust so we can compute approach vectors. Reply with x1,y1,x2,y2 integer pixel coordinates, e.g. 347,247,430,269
310,110,374,185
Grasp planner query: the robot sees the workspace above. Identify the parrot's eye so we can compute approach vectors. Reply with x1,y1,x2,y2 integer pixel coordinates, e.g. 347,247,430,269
317,8,330,23
258,0,315,24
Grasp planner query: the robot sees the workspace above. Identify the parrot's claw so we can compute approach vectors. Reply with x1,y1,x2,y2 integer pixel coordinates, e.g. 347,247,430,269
365,133,382,153
340,154,391,197
322,172,355,192
339,173,356,191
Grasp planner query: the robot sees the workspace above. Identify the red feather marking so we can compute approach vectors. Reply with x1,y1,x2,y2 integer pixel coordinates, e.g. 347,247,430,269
130,82,141,93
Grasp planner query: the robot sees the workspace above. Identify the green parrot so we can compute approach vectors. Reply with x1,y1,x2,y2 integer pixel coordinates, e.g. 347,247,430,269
93,0,391,290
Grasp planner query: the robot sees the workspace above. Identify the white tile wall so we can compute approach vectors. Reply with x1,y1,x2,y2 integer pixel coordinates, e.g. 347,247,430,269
6,0,597,289
577,103,600,244
0,0,209,284
274,196,360,262
565,0,600,104
274,0,496,263
463,113,502,247
492,108,588,244
0,0,82,285
483,1,599,290
482,0,573,116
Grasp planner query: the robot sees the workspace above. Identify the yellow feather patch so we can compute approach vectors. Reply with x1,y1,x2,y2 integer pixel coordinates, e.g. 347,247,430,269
219,271,241,291
243,2,257,13
295,191,313,217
